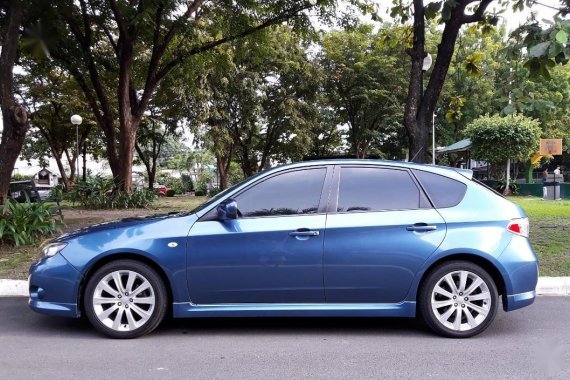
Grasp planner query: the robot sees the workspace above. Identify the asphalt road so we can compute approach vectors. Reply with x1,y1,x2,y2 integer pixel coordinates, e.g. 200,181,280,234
0,297,568,380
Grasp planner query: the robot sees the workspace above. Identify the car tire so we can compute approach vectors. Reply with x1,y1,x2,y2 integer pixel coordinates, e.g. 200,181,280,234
418,261,498,338
83,260,167,339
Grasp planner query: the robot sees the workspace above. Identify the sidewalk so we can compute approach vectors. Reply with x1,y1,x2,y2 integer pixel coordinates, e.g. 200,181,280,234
2,277,569,297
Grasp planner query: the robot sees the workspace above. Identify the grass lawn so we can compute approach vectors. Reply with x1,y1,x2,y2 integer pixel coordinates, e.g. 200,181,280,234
1,194,569,280
508,196,570,277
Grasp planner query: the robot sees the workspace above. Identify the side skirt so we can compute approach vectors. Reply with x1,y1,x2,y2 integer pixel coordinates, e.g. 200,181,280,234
172,301,416,318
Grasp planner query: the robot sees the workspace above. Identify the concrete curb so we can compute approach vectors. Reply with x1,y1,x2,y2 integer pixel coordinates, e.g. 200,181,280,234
536,277,570,296
0,279,28,297
1,277,570,297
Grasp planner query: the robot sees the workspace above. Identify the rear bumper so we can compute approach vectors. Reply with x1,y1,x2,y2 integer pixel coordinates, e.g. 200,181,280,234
498,235,538,312
503,290,536,312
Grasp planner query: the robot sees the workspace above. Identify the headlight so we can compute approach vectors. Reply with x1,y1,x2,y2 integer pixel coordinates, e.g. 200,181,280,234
41,242,68,258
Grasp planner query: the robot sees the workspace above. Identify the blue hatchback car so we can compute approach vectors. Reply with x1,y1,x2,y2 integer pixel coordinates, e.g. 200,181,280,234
29,160,538,338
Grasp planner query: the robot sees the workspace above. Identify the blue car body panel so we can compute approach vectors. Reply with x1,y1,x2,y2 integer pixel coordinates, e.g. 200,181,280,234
28,253,82,317
187,215,326,304
324,208,446,303
28,160,538,321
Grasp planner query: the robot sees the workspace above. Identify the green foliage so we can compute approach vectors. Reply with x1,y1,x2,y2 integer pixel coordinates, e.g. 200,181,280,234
156,174,194,195
67,177,156,209
0,199,59,246
496,178,519,195
510,18,570,80
208,188,221,197
194,25,323,176
49,184,64,200
465,114,542,165
180,175,194,193
166,189,176,197
17,65,101,189
10,173,33,181
196,171,215,194
320,24,408,158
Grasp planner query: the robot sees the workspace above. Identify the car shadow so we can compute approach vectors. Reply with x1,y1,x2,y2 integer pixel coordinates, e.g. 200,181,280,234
157,316,432,338
4,297,522,339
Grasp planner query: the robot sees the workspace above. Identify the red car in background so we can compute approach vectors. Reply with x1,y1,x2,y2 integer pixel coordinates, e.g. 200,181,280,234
153,184,168,196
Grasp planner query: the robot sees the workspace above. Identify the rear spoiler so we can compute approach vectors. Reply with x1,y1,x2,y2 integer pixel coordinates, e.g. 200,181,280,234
454,168,473,180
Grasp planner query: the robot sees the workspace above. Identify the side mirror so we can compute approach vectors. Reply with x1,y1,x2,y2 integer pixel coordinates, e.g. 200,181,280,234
217,199,238,220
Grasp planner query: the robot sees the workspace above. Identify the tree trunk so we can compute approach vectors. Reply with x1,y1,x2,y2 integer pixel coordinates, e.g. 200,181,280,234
403,0,426,163
52,151,71,190
118,121,139,192
116,30,137,192
217,156,228,191
83,141,87,182
240,152,256,178
405,0,494,163
0,0,28,203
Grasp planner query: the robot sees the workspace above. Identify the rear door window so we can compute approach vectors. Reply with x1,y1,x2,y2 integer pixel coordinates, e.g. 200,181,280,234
337,167,424,212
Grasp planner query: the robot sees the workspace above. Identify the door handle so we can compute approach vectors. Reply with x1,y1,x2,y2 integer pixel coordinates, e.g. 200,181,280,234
289,230,320,237
406,223,437,232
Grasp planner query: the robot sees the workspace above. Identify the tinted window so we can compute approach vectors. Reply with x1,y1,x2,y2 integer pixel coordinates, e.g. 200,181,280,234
235,168,326,217
413,170,467,208
337,167,421,212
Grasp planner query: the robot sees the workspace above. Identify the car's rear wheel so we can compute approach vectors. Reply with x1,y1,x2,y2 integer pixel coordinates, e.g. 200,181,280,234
84,260,167,339
419,261,498,338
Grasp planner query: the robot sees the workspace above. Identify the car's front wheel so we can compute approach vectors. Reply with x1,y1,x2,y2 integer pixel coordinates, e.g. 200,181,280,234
83,260,167,339
419,261,498,338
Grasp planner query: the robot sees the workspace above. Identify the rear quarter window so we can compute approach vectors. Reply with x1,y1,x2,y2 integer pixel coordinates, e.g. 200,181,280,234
413,170,467,208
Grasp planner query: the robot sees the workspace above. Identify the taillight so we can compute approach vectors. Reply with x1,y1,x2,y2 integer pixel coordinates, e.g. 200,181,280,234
507,218,529,238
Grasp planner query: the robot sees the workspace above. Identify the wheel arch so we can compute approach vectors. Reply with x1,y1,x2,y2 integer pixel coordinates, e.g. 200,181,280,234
77,252,174,316
415,254,507,300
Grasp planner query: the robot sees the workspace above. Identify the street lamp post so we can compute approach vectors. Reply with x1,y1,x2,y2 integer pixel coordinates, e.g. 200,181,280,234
432,111,436,165
83,138,88,182
70,114,82,184
421,54,435,164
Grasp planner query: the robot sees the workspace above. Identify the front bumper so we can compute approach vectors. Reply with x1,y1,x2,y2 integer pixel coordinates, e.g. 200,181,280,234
28,253,82,318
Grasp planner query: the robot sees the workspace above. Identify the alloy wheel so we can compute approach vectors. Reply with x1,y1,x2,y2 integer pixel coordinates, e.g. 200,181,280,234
92,270,156,332
431,270,492,332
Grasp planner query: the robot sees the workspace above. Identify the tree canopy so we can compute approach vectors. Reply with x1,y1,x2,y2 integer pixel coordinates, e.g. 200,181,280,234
465,114,542,165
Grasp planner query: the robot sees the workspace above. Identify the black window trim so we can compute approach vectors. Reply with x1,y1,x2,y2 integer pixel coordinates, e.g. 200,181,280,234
198,165,332,221
328,165,433,214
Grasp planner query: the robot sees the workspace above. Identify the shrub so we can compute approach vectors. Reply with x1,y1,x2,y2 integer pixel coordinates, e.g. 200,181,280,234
208,187,221,197
0,199,59,246
180,174,194,192
157,174,193,194
194,190,205,196
196,170,214,194
50,184,64,200
10,173,33,181
496,179,519,195
67,176,156,209
166,189,176,197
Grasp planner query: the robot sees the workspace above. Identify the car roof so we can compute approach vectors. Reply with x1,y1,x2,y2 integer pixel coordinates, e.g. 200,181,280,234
265,159,473,182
